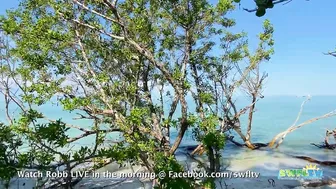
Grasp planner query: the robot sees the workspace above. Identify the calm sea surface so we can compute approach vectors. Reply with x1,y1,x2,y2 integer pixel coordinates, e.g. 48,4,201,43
1,95,335,160
1,95,336,181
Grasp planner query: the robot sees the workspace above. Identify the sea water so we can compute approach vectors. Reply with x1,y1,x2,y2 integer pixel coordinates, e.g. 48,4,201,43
1,95,335,178
1,96,336,154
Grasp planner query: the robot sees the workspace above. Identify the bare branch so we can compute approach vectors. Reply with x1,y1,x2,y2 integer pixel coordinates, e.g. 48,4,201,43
269,109,336,148
72,19,124,40
292,96,311,126
67,128,121,143
268,96,310,148
234,99,259,119
44,117,121,143
72,0,122,26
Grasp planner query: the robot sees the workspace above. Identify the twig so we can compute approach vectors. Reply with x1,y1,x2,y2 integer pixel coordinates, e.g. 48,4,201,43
72,0,122,26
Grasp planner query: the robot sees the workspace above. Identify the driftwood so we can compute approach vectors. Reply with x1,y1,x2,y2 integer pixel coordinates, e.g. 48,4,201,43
311,128,336,150
226,137,336,166
226,135,268,149
311,143,336,150
185,141,336,167
227,127,336,151
188,136,269,156
184,128,336,168
291,156,336,166
303,179,336,188
269,101,336,148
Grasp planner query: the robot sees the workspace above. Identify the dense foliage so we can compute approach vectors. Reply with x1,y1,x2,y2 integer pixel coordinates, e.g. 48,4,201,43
0,0,274,188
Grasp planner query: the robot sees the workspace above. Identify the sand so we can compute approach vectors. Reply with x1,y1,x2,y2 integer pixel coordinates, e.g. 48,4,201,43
4,152,335,189
4,177,336,189
73,160,336,189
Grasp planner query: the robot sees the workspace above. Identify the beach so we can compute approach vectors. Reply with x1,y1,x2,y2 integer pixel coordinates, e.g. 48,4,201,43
5,149,336,189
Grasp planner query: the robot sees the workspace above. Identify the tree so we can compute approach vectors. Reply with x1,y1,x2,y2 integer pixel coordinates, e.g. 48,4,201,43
232,0,336,150
0,0,277,188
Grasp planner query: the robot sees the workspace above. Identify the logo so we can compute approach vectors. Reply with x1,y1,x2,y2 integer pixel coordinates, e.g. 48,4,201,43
278,164,323,180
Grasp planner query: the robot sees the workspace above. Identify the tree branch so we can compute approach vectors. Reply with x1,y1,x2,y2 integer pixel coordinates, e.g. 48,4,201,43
269,109,336,148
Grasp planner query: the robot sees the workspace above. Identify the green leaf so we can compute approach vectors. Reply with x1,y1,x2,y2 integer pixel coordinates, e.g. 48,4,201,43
266,0,274,8
256,8,266,17
255,0,266,6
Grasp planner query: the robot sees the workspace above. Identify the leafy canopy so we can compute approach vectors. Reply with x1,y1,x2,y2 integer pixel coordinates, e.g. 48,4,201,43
0,0,274,188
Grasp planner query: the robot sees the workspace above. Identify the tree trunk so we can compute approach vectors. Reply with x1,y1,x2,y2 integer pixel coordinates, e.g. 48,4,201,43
245,95,256,142
233,127,255,149
208,146,215,173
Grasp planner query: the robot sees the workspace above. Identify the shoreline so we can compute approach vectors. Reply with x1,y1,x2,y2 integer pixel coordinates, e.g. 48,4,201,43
4,168,335,189
3,150,336,189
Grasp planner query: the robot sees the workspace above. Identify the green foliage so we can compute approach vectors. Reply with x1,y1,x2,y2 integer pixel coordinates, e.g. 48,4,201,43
154,154,194,189
255,0,274,14
256,7,266,17
203,178,216,189
232,0,276,17
34,120,70,147
203,132,226,151
0,0,275,187
128,108,150,125
249,19,274,65
73,146,91,163
199,92,215,105
34,151,55,166
0,123,24,184
60,97,91,111
192,113,225,150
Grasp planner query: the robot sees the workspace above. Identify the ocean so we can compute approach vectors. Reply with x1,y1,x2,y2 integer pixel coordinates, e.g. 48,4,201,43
1,95,336,189
1,95,336,154
177,96,336,160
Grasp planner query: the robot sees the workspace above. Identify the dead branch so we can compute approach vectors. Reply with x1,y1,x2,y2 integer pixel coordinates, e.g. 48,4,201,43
72,0,121,25
226,135,268,149
269,109,336,148
74,28,113,108
270,96,311,148
311,128,336,150
226,135,244,147
303,179,336,188
311,142,336,150
190,144,205,156
324,128,336,146
293,155,336,166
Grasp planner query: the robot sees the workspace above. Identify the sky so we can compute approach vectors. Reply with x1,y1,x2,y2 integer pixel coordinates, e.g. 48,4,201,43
0,0,335,96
